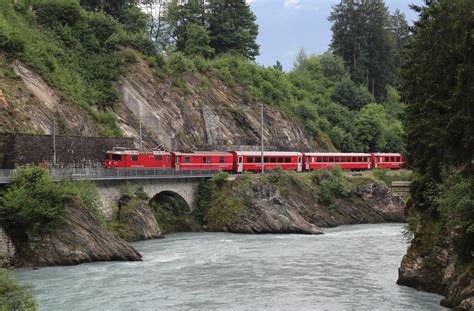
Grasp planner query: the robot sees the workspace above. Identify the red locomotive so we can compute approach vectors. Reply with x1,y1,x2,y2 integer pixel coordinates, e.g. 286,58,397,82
104,148,404,172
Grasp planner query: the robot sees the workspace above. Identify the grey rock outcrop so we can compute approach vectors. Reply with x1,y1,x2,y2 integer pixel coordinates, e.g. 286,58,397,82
228,182,323,234
0,226,15,268
124,200,164,241
9,200,141,267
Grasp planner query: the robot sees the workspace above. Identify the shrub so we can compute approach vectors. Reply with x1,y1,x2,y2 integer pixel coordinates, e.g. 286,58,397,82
436,173,474,260
32,0,81,28
313,167,353,206
0,269,37,311
0,167,71,233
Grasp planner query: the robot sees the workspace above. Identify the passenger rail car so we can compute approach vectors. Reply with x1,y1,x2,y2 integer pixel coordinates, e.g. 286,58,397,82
304,153,371,170
232,151,303,173
373,153,404,169
173,151,233,171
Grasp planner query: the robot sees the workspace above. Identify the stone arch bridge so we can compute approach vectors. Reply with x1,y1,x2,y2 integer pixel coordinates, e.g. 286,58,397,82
95,178,204,219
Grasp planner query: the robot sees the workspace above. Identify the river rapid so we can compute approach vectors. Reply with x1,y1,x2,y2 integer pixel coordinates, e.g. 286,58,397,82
15,224,446,310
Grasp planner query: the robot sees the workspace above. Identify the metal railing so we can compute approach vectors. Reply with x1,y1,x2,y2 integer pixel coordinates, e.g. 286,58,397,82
0,168,220,184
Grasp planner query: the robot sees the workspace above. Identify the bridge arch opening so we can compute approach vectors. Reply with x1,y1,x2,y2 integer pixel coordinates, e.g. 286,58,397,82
149,191,196,233
150,191,191,214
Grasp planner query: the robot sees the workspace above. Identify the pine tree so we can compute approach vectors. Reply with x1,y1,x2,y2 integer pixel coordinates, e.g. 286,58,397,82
207,0,259,60
390,9,410,86
403,0,474,179
329,0,396,99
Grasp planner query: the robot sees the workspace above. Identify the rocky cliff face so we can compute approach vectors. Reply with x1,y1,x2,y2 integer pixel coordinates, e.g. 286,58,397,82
0,54,324,152
115,59,324,151
397,220,474,310
201,174,404,234
0,56,100,135
3,200,141,267
117,197,164,242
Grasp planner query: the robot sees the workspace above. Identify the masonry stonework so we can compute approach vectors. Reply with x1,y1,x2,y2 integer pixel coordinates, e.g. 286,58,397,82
95,179,201,220
0,133,134,169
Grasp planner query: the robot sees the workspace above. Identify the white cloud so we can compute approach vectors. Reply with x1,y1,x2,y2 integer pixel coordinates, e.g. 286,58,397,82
283,0,301,9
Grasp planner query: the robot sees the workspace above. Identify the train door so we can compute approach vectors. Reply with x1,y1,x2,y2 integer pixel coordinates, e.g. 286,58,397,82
297,155,302,172
238,156,243,173
175,156,180,172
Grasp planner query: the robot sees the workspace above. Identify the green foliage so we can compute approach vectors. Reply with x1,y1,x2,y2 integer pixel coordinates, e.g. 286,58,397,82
312,167,353,206
0,167,70,232
329,0,398,99
0,167,105,232
372,168,412,186
64,180,104,224
193,172,243,230
435,173,474,261
182,23,214,58
401,0,474,262
0,269,37,311
164,0,259,60
331,78,374,110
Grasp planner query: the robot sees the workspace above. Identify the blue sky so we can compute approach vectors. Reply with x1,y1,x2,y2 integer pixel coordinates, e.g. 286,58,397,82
248,0,422,70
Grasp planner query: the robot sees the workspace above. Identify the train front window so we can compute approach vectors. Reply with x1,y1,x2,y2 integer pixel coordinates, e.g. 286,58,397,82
220,157,225,163
111,154,121,161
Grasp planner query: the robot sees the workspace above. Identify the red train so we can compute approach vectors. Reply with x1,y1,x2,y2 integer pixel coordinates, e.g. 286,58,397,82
104,148,404,172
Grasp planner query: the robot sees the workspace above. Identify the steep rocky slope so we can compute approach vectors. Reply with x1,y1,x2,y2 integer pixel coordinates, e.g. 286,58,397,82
115,59,324,151
0,56,100,135
1,200,141,267
0,54,325,152
195,173,404,234
397,216,474,310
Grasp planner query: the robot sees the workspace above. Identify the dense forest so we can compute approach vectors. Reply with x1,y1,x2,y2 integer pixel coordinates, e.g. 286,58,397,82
402,0,473,270
0,0,407,152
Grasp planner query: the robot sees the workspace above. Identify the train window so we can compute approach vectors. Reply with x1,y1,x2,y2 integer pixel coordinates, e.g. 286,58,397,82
220,157,225,163
255,157,261,163
155,155,162,161
247,157,253,163
270,158,276,163
131,155,138,161
166,155,170,161
238,157,242,163
384,156,389,162
298,157,302,163
317,157,322,163
391,157,395,162
185,157,190,163
335,157,340,162
206,157,212,163
285,157,291,163
329,157,334,162
278,157,283,163
112,154,121,161
345,157,350,162
264,158,269,163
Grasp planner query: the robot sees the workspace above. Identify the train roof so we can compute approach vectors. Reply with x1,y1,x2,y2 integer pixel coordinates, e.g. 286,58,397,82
303,152,371,156
106,149,170,155
373,153,403,156
232,151,302,156
172,151,233,156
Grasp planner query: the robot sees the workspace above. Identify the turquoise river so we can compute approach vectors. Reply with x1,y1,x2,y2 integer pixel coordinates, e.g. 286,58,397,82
15,224,446,310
